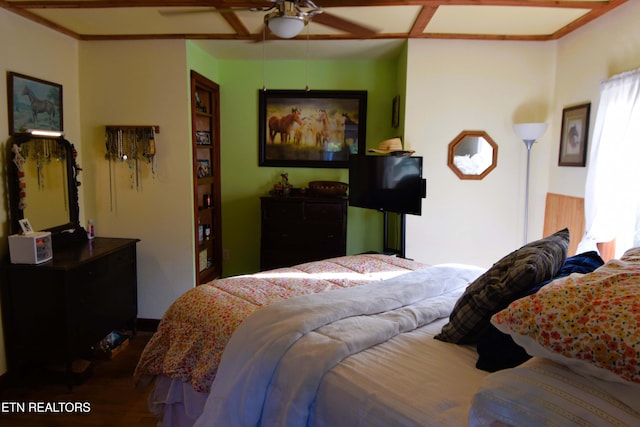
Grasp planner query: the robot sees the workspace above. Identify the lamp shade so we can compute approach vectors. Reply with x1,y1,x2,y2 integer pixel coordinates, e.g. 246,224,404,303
513,123,548,141
268,15,306,39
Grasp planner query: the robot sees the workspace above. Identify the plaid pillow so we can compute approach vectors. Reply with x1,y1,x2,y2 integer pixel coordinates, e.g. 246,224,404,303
435,228,569,344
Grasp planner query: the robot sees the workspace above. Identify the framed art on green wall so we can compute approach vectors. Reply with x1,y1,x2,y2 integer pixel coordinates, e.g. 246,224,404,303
258,89,367,168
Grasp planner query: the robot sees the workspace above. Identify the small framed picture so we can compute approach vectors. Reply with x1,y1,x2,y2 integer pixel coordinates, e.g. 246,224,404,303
19,218,34,235
196,130,212,145
559,103,590,167
197,159,210,178
8,72,63,135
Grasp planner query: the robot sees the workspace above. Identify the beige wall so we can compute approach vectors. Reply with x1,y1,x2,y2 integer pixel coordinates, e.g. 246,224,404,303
0,8,81,376
404,39,556,267
78,40,195,320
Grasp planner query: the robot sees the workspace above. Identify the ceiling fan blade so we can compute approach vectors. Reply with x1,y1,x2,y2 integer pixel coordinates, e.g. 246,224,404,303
312,11,378,38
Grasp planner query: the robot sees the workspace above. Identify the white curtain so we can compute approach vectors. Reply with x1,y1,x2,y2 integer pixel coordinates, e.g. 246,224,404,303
578,68,640,257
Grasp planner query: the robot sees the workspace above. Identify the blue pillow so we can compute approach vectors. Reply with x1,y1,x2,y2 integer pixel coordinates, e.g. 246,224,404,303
475,250,604,372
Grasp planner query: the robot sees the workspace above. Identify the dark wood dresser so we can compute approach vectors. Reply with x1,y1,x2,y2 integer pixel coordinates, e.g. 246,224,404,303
260,196,347,270
1,237,139,385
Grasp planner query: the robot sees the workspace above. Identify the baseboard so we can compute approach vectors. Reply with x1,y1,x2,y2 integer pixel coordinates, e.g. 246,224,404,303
136,318,160,332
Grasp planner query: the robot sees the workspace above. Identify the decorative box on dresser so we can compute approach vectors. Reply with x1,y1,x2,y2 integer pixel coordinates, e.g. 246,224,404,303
0,237,139,386
260,195,347,270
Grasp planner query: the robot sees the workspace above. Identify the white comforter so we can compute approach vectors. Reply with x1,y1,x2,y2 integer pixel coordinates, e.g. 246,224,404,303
194,263,485,427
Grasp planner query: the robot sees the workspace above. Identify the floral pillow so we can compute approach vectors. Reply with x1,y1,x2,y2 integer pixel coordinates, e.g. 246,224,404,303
492,247,640,384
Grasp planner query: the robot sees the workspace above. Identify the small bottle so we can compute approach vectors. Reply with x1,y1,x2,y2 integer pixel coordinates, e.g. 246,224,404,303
87,219,95,240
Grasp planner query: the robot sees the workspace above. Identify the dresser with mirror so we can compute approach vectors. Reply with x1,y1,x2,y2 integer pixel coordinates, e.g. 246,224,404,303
1,134,139,387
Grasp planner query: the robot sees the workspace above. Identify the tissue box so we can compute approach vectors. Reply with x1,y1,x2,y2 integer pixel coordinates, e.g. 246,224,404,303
8,231,53,264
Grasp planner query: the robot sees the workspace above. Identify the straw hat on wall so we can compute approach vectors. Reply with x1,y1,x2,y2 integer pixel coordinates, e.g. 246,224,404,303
368,137,415,156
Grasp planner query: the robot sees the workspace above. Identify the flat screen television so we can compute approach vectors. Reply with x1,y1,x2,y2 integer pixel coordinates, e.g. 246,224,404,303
348,155,426,215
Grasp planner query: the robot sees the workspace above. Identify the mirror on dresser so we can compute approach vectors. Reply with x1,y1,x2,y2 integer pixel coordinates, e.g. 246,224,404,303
3,134,141,387
447,130,498,180
7,134,84,242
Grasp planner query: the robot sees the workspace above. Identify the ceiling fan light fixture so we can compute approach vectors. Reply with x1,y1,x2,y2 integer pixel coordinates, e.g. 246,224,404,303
266,12,307,39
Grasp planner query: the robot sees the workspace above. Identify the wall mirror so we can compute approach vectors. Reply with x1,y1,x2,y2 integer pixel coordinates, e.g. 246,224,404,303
447,130,498,180
8,135,82,239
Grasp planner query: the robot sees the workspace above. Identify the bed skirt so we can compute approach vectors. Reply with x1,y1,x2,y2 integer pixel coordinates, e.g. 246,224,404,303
149,376,208,427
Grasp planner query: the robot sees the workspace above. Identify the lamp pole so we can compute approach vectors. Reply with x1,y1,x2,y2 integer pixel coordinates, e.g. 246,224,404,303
513,122,548,246
523,139,535,245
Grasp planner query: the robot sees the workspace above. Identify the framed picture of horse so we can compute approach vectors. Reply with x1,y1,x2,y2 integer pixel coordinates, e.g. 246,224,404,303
558,102,590,167
7,72,63,135
258,89,367,168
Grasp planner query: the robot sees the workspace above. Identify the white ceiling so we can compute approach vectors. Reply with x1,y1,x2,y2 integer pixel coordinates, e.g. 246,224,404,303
1,1,627,60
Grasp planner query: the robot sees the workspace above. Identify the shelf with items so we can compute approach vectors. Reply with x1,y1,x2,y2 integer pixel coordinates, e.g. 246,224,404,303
191,70,221,284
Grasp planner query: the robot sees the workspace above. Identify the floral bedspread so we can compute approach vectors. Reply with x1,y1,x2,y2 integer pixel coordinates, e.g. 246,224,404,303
133,254,426,393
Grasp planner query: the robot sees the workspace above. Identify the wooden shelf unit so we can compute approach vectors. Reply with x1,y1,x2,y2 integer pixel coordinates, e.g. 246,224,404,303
190,70,222,284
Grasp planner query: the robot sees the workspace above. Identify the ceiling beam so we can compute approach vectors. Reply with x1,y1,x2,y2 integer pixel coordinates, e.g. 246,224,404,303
0,0,628,43
3,1,625,10
410,5,437,37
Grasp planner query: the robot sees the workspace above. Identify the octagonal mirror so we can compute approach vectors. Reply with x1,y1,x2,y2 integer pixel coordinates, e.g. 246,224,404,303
447,130,498,180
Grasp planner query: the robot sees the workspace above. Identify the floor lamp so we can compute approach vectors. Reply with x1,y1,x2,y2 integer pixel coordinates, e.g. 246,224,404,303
513,122,548,244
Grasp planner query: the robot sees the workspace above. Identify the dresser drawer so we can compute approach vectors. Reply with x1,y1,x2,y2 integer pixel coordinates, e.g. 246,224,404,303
307,224,344,241
262,228,305,248
304,202,344,222
70,257,108,283
262,200,304,222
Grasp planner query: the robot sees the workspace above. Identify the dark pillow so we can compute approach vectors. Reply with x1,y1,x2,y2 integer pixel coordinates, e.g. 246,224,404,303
475,250,604,372
434,228,569,344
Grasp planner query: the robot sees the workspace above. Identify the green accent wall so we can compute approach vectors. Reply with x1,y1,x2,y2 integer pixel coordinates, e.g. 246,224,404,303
188,48,405,277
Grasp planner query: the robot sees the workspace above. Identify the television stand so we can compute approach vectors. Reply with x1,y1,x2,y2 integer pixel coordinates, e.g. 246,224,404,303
383,211,406,258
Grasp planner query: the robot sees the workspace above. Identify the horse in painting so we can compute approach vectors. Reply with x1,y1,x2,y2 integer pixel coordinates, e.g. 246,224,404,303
313,109,331,147
269,108,302,144
22,86,56,126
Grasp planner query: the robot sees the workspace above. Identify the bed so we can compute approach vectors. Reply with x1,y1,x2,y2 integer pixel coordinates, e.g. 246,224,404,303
135,228,640,426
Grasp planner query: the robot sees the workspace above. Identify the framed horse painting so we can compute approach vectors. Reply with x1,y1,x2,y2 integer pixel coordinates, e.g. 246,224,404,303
558,102,590,167
258,89,367,168
7,72,63,135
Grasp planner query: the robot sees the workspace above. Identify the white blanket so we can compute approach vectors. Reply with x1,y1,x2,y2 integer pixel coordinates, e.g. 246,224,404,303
194,263,485,427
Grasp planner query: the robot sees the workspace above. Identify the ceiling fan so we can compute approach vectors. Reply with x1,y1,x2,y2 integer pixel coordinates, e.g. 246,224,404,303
259,0,323,39
160,0,378,40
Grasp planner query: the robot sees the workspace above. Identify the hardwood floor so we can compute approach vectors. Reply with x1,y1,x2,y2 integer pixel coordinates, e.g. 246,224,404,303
0,332,156,426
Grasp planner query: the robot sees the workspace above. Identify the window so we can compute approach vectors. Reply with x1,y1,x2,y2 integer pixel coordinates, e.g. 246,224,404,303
579,68,640,258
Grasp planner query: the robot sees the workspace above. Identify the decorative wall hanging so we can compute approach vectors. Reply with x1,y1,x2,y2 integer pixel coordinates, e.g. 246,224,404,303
7,72,63,135
258,90,367,168
11,143,27,210
559,103,590,167
104,126,159,202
